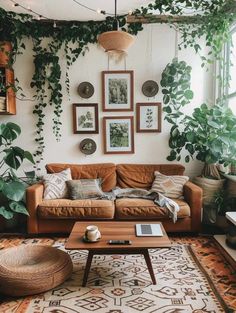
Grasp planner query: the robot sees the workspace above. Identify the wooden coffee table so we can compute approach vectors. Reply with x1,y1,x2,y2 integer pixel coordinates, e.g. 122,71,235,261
65,221,171,286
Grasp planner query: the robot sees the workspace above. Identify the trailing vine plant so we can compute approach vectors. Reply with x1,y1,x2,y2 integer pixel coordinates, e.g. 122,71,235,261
133,0,236,66
160,58,193,162
0,8,142,167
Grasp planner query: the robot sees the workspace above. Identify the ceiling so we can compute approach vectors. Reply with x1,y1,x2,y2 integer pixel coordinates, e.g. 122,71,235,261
0,0,153,21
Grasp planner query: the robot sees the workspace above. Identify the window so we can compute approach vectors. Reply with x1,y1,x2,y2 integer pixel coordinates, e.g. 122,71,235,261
222,25,236,114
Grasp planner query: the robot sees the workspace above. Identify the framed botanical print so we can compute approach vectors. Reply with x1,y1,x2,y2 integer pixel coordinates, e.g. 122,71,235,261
102,70,134,111
136,103,162,132
73,103,98,134
103,116,134,154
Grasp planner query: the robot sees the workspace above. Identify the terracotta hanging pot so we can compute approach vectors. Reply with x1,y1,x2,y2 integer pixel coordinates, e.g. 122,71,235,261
98,31,134,53
0,42,12,65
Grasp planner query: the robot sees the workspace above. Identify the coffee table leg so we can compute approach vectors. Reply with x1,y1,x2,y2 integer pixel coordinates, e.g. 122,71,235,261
82,250,94,287
143,249,157,285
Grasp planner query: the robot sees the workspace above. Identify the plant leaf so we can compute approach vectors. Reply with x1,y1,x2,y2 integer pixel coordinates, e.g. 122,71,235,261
0,206,14,219
2,181,25,201
9,201,29,216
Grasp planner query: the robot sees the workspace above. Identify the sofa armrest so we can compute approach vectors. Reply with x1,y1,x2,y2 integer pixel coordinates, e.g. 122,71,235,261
183,181,202,232
26,183,44,234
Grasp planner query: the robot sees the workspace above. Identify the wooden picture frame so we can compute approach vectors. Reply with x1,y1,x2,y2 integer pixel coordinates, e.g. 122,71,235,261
103,116,134,154
136,103,162,132
73,103,98,134
102,70,134,112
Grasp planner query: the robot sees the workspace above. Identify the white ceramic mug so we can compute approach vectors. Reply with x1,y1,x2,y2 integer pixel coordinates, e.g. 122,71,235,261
85,225,101,241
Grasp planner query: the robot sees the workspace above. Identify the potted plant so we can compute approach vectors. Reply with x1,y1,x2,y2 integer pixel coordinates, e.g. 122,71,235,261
166,101,236,207
0,122,35,229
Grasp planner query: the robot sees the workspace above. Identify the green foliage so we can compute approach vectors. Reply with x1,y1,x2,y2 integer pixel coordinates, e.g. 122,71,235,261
0,8,143,165
167,102,236,166
134,0,236,66
0,122,36,219
161,58,236,172
161,58,193,127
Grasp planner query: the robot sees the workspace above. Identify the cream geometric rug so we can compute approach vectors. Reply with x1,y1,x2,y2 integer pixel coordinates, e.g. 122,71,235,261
1,242,229,313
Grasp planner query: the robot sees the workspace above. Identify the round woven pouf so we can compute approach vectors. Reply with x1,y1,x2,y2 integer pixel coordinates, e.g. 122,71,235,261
0,245,73,296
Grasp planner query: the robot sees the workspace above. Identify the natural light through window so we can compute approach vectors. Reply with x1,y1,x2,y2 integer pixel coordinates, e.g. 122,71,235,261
227,26,236,114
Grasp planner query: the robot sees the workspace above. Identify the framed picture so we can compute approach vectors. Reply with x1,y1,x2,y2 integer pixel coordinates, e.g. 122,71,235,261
73,103,98,134
103,116,134,154
136,103,162,132
102,70,134,112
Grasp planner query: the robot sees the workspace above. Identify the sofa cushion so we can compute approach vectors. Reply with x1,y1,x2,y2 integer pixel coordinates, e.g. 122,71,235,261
46,163,116,192
43,168,72,200
66,179,104,199
151,171,189,199
38,199,114,219
116,164,185,189
115,198,190,220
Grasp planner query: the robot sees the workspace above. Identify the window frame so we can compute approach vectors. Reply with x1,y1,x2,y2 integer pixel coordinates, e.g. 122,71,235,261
220,24,236,105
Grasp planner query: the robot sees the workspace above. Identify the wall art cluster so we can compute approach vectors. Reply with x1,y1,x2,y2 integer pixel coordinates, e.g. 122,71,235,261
73,70,162,154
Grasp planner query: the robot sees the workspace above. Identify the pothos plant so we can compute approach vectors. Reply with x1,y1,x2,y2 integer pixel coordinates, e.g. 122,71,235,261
160,57,194,159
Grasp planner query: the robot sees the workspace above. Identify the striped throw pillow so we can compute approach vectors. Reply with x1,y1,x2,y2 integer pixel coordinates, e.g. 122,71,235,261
43,168,72,200
151,171,189,199
66,179,104,200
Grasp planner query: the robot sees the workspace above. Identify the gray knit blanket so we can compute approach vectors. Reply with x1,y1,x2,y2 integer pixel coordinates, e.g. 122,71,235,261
103,187,179,223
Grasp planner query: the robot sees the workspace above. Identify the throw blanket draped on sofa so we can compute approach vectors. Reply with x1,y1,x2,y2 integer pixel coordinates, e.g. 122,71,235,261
104,188,180,223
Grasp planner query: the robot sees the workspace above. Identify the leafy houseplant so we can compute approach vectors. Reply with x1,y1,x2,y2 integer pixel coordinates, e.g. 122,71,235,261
167,102,236,178
0,122,35,220
166,101,236,220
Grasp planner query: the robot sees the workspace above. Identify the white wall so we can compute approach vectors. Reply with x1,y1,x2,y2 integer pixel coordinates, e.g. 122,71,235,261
0,24,212,177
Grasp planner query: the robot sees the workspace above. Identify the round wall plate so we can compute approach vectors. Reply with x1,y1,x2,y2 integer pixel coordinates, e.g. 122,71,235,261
78,82,94,99
142,80,159,97
79,138,97,155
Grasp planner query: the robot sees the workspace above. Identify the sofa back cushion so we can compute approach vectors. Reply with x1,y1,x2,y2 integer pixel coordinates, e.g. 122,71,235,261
46,163,116,192
116,164,185,189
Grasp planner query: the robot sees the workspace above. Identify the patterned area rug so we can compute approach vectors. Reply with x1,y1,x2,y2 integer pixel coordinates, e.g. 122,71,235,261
0,236,235,313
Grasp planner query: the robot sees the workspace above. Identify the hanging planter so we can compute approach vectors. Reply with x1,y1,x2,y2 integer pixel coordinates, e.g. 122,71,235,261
98,31,134,53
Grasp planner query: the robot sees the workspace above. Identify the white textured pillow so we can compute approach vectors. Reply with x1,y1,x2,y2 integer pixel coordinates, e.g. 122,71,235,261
43,168,72,200
151,171,189,199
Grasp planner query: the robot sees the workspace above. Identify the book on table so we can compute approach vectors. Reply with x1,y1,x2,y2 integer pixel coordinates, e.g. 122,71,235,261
136,224,163,237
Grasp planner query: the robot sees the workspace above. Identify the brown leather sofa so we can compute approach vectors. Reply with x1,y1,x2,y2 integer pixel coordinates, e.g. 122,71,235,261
26,163,202,234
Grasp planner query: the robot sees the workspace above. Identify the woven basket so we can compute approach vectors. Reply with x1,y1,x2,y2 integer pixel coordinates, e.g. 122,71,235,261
0,245,73,296
98,31,134,52
194,176,225,205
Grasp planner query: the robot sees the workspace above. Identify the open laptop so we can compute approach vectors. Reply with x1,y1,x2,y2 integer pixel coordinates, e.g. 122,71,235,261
136,224,163,237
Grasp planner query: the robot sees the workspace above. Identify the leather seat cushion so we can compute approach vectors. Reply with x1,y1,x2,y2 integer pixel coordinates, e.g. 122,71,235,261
115,198,190,219
38,199,114,219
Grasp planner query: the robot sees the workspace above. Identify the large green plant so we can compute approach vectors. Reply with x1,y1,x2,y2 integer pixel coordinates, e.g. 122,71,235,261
0,122,35,219
167,102,236,178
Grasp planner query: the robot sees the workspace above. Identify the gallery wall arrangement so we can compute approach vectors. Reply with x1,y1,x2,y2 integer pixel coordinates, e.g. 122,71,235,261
72,70,162,155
